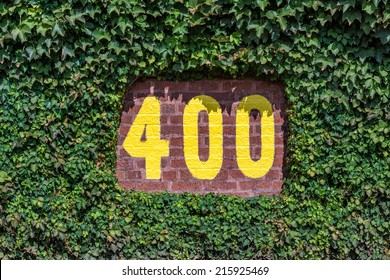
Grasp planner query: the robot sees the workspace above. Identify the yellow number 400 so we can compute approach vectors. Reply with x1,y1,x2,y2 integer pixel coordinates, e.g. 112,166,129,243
123,95,274,180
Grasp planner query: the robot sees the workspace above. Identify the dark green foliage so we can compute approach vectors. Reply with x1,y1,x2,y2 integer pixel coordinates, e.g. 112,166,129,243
0,0,389,259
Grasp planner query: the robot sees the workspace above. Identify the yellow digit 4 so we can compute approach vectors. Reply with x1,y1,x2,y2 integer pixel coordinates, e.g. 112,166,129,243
123,97,169,179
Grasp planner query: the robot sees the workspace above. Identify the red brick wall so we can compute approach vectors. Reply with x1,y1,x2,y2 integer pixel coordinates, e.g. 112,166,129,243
116,79,286,197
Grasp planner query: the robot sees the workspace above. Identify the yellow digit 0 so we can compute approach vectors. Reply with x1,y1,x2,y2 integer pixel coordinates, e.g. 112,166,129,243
123,97,169,179
183,95,223,179
236,94,274,178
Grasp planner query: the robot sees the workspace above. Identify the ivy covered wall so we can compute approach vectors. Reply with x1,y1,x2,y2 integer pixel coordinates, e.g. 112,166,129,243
0,0,389,259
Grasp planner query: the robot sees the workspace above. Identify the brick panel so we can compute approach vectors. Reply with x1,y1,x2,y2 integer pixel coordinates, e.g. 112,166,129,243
116,79,286,197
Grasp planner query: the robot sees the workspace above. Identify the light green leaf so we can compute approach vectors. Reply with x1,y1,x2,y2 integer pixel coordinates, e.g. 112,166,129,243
25,46,36,61
11,28,26,42
257,0,269,11
61,45,75,60
51,23,64,37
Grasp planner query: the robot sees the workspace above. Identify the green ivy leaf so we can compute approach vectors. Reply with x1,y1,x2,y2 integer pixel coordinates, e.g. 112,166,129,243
51,23,64,37
342,10,362,25
61,45,75,60
257,0,269,11
11,28,26,42
25,46,36,61
92,29,111,42
0,171,10,183
363,2,376,15
375,29,390,44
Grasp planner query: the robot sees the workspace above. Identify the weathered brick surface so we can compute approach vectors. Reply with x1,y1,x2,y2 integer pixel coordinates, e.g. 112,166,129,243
116,79,286,197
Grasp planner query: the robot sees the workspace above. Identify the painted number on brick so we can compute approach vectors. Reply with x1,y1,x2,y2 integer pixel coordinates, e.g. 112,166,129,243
236,95,274,178
123,94,274,180
183,95,223,179
122,97,169,179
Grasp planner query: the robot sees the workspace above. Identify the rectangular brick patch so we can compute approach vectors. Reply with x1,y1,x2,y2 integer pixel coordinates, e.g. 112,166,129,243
116,79,286,197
